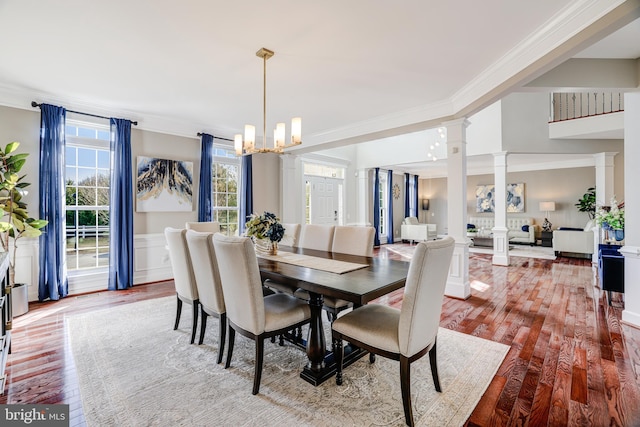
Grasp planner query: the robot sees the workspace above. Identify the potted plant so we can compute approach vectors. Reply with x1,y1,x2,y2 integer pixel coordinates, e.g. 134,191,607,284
244,211,284,255
595,197,624,241
575,187,596,219
0,141,48,290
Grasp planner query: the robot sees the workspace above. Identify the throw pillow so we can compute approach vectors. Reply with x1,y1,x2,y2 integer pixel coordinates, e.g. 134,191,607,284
467,223,476,230
521,225,529,232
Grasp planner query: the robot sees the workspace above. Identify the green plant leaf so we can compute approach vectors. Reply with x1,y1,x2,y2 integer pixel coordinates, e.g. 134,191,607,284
4,141,20,155
26,219,48,229
0,222,11,232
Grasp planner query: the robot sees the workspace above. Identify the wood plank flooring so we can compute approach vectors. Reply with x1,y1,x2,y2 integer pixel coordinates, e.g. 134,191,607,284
1,245,639,426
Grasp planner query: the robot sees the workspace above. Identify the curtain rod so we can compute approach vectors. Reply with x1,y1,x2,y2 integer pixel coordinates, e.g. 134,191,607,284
197,132,233,142
31,101,138,126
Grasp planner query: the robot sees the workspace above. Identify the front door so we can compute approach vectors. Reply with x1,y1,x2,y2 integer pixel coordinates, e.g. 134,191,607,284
306,176,342,225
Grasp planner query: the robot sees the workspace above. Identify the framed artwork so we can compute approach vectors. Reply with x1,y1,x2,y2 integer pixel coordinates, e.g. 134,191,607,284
136,156,193,212
475,183,525,213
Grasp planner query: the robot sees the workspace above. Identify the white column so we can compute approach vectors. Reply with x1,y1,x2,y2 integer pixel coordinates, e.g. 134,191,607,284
492,152,509,266
621,92,640,328
444,118,471,300
593,152,617,263
280,154,303,223
356,169,370,226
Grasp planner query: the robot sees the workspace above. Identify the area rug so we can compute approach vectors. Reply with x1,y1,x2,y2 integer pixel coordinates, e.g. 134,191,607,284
68,297,509,426
387,243,556,260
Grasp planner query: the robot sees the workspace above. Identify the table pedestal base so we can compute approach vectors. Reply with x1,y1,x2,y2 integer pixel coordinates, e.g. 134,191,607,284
300,343,367,386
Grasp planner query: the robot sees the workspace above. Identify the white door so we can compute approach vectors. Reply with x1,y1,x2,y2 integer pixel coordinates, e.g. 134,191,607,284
307,176,342,225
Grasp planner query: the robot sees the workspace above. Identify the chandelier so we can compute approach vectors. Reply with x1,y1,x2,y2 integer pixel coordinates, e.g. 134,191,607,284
234,48,302,155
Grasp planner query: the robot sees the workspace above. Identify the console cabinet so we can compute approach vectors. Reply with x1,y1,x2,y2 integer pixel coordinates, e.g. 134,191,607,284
598,244,624,305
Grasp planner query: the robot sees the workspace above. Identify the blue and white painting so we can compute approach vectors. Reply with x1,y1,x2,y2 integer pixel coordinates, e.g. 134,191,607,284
476,183,524,213
136,156,193,212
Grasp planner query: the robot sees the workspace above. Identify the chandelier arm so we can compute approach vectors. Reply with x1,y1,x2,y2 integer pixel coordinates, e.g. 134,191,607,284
263,52,267,151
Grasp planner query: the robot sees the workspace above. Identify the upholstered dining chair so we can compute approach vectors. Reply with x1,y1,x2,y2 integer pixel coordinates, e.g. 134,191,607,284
212,233,311,395
331,236,455,427
295,225,375,322
298,224,335,252
280,223,301,248
185,229,227,363
164,227,199,344
185,221,221,233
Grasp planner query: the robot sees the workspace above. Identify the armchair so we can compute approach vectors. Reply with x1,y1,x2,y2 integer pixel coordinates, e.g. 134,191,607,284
553,221,595,257
400,217,437,243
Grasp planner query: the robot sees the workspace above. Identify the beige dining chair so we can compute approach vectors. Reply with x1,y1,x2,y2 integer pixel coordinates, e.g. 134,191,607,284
280,223,301,248
331,237,455,427
295,225,375,321
164,227,200,344
185,221,221,233
212,233,311,395
298,224,335,252
185,229,227,363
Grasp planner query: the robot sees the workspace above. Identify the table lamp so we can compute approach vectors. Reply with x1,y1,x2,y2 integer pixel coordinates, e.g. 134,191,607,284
539,201,555,231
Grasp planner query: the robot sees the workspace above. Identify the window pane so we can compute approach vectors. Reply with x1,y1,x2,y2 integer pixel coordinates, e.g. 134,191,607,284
78,128,95,138
65,167,77,185
66,146,77,165
77,148,96,167
97,130,110,141
97,188,109,206
78,249,97,269
78,168,96,186
97,211,109,226
97,151,110,168
66,186,77,206
215,193,227,206
97,247,109,267
77,188,96,206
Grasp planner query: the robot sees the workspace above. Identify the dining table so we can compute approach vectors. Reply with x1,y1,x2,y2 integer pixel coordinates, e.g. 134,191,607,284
257,245,410,386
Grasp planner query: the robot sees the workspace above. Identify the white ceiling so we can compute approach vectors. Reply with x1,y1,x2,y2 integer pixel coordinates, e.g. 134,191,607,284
0,1,638,162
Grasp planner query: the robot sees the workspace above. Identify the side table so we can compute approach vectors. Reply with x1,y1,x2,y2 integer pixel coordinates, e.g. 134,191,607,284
540,231,553,247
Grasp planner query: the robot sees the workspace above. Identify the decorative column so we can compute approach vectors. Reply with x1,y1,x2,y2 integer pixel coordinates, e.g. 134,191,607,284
492,152,509,266
444,118,471,300
280,154,302,223
593,152,617,263
356,169,370,226
621,92,640,328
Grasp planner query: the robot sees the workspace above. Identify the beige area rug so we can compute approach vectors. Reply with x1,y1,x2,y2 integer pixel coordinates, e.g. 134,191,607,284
387,243,556,260
69,297,509,427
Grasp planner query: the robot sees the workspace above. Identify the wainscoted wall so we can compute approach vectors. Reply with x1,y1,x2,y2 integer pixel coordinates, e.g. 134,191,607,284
20,234,173,302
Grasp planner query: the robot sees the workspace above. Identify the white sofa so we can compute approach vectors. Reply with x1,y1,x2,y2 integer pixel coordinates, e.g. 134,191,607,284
468,216,538,245
552,221,595,256
401,217,437,243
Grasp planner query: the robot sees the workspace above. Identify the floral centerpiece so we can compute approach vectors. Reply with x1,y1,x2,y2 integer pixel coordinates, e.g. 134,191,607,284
244,211,285,255
595,197,624,241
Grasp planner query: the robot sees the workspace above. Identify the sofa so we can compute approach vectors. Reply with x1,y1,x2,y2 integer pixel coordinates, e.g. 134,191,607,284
552,221,595,257
401,217,437,243
467,216,537,245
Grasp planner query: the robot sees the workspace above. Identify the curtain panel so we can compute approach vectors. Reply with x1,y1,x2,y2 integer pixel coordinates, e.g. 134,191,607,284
413,174,419,218
387,170,394,245
373,168,380,246
404,173,410,218
38,104,68,301
238,154,253,234
108,118,134,290
198,133,213,222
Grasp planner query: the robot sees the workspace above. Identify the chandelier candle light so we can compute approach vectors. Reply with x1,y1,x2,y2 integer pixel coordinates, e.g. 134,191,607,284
235,48,302,155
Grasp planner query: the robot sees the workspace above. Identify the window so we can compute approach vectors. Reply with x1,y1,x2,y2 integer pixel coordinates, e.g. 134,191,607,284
65,122,110,271
212,147,240,235
379,172,388,237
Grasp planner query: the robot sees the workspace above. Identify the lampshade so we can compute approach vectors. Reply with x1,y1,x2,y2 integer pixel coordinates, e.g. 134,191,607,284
539,201,555,212
422,199,430,210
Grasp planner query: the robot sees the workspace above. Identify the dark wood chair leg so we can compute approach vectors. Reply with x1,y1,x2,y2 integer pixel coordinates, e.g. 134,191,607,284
369,353,376,363
334,336,344,385
253,337,265,395
217,313,227,364
174,295,182,330
190,301,199,344
400,355,414,427
279,334,284,346
225,326,235,369
198,308,208,345
428,339,441,392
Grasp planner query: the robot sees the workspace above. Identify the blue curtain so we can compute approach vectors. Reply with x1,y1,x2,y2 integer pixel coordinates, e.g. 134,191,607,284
38,104,68,301
239,155,253,234
373,168,380,246
404,173,410,218
108,118,134,290
198,133,213,222
387,170,394,244
413,175,419,217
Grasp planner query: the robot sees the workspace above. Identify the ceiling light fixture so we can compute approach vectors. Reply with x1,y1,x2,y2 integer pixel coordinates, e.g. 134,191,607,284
235,48,301,156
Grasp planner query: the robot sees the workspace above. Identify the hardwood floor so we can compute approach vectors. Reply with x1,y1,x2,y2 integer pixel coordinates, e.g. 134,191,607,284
1,245,639,426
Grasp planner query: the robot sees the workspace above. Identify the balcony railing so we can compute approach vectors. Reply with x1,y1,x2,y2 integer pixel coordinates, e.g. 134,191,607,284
549,92,624,122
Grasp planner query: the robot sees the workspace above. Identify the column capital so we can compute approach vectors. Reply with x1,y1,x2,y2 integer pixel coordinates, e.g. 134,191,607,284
594,152,618,167
442,118,471,129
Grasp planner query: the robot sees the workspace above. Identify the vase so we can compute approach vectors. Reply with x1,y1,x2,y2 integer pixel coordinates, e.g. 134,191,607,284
253,238,278,256
614,229,624,241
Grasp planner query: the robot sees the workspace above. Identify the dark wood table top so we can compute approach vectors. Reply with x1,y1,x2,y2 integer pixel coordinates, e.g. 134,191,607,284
257,246,410,305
